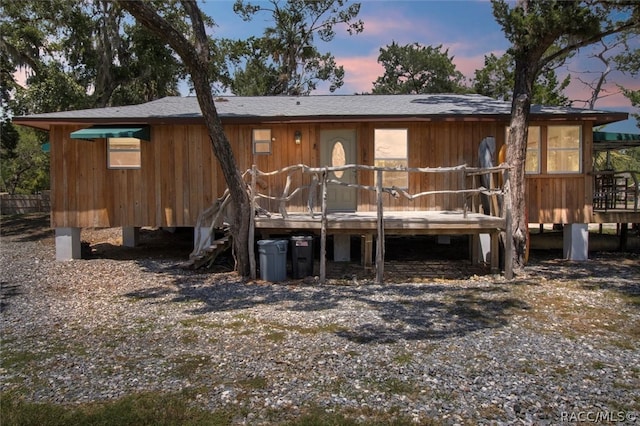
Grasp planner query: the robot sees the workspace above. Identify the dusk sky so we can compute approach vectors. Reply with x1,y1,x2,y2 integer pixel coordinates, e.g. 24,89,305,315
199,0,639,133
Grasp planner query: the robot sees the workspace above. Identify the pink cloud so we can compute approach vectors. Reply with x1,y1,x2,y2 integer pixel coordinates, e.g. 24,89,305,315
336,54,383,94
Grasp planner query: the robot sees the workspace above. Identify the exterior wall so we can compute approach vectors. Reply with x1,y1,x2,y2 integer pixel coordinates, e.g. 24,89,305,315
524,121,593,223
49,119,594,228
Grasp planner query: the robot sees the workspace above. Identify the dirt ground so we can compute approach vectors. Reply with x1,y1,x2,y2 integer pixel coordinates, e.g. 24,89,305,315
2,212,638,283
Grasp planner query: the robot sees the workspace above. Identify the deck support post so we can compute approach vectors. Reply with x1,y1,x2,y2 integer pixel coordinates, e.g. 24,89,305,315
361,234,373,269
503,168,513,279
122,227,140,248
194,227,212,251
333,234,351,261
563,223,589,261
375,170,385,284
473,233,492,264
320,170,328,283
249,165,257,280
55,227,81,261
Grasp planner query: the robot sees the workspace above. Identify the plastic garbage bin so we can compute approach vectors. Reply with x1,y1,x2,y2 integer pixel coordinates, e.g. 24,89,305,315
290,235,314,278
257,240,288,282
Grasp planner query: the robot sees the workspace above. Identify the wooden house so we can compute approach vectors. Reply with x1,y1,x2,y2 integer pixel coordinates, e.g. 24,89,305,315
14,94,635,275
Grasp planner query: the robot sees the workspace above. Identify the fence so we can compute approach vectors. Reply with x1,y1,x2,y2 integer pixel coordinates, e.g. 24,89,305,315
0,191,51,215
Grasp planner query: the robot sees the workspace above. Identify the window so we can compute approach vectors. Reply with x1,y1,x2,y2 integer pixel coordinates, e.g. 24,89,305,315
253,129,272,154
506,126,540,174
547,125,581,173
374,128,408,188
107,138,141,169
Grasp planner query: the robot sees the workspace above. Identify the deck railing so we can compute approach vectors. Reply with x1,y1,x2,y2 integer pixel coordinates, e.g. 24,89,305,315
593,170,639,212
247,163,511,283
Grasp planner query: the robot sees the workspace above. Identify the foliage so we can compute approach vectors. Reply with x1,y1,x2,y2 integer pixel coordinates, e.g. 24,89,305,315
594,148,640,172
1,0,185,113
0,126,49,194
615,40,640,128
372,42,468,94
473,52,571,106
222,0,363,95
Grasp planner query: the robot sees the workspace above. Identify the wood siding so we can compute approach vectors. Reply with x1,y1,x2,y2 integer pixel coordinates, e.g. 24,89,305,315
50,120,594,228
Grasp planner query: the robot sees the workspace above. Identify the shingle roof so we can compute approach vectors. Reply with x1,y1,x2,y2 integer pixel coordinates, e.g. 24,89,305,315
14,94,627,128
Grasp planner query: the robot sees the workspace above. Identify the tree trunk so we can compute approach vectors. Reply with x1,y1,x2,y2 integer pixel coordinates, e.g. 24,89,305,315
507,58,535,272
119,0,252,277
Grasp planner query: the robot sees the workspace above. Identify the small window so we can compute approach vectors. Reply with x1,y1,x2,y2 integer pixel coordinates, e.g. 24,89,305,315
374,128,408,188
547,125,581,173
253,129,272,155
506,126,540,174
108,138,141,169
526,126,540,174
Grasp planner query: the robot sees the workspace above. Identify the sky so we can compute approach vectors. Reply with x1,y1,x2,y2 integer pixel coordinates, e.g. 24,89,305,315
198,0,640,133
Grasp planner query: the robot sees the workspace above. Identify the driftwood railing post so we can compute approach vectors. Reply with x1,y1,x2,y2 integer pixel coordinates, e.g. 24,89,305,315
503,167,513,279
249,165,257,280
375,169,385,284
320,168,328,284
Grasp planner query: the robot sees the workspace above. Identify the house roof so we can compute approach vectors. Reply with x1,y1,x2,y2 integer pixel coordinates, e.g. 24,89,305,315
13,94,628,130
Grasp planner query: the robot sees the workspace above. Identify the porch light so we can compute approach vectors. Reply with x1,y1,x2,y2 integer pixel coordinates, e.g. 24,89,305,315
294,130,302,145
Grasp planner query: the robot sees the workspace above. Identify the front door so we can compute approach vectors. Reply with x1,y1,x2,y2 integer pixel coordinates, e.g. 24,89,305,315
320,129,357,212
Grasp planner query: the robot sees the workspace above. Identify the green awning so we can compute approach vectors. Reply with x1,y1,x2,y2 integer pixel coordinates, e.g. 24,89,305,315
70,125,150,141
593,131,640,151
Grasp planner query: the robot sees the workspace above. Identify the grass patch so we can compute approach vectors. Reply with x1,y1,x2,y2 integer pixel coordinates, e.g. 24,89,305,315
264,331,286,343
179,330,200,345
367,377,416,396
0,391,233,426
237,375,268,390
1,389,437,425
170,354,211,379
393,352,413,365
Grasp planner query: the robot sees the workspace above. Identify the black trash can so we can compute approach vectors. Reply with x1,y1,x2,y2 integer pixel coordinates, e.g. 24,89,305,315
257,239,288,282
290,235,314,278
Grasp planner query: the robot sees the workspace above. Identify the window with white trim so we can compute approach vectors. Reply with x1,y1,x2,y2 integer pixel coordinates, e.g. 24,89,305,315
374,128,408,188
253,129,272,155
107,138,141,169
547,125,581,173
506,126,540,174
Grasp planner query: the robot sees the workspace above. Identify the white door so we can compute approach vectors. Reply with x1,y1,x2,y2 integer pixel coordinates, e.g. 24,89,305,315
320,129,357,212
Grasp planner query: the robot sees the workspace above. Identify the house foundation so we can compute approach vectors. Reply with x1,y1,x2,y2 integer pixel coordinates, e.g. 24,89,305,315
55,227,81,261
563,223,589,261
122,227,140,247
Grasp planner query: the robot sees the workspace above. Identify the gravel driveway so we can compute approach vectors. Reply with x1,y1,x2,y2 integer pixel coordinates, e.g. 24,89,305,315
1,214,639,424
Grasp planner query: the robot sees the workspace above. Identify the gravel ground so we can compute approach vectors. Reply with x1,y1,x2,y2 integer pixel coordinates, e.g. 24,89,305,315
1,214,639,425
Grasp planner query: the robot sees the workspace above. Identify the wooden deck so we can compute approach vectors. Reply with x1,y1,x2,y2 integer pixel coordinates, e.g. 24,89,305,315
254,210,505,234
254,210,505,274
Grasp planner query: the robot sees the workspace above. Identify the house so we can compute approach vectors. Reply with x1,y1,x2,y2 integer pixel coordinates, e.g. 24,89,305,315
13,94,636,276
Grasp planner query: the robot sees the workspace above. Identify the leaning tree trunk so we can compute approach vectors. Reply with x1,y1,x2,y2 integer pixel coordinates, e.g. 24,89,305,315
506,59,535,273
119,0,253,276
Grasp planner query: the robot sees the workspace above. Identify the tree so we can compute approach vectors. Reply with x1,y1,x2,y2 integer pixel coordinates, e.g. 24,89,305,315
118,0,253,277
372,42,468,94
224,0,363,96
615,41,640,128
492,0,640,276
1,0,185,111
0,127,49,195
473,52,571,106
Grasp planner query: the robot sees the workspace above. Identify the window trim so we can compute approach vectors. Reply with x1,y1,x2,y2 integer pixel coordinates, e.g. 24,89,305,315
374,128,409,189
107,137,142,169
253,128,272,155
546,125,582,174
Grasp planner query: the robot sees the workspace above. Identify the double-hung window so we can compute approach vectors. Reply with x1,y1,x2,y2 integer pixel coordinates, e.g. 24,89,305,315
547,125,581,173
253,129,272,155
